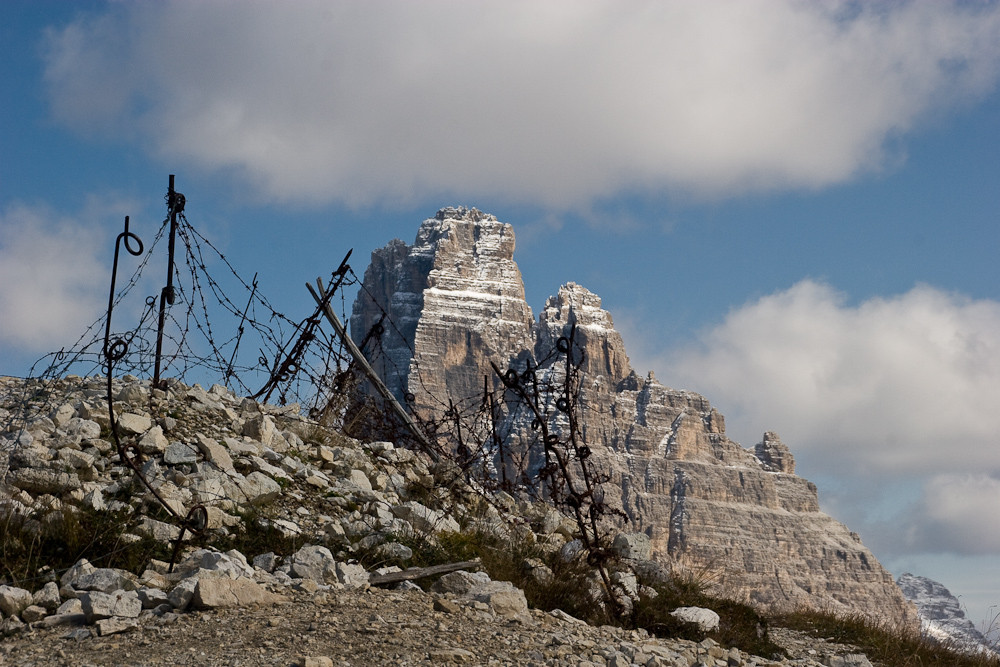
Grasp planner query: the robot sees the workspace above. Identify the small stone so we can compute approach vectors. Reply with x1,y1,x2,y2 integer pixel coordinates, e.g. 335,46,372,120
0,616,26,636
193,577,286,609
237,471,282,504
62,627,92,641
139,425,169,454
472,585,529,621
116,412,152,435
550,608,586,624
0,585,32,618
243,414,277,446
168,578,198,611
434,598,462,613
63,418,101,441
290,545,338,583
73,568,135,593
253,552,281,573
347,469,373,491
50,402,78,427
96,617,139,636
427,648,475,663
431,571,491,596
79,590,142,622
672,606,720,632
61,558,96,587
137,587,170,609
335,562,369,590
32,581,61,611
299,658,334,667
20,604,48,622
164,441,199,464
82,489,105,511
7,468,81,494
116,382,148,403
195,433,235,472
55,598,84,615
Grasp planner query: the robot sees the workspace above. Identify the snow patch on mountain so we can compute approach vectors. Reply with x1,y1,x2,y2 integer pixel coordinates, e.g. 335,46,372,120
897,572,997,656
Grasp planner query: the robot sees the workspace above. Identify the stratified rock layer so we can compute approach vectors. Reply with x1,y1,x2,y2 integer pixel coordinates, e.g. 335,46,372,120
351,207,535,417
350,207,918,629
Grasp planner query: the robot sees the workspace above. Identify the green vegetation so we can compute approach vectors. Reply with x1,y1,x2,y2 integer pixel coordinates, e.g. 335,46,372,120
212,507,307,559
0,506,170,590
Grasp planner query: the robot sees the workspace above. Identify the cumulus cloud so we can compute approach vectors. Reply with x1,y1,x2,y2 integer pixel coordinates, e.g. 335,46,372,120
659,280,1000,476
625,279,1000,557
41,0,1000,208
0,202,121,355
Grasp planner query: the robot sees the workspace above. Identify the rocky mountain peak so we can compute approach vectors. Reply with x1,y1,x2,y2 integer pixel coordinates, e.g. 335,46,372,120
349,208,919,630
351,209,534,416
537,282,633,383
897,572,995,654
755,431,796,474
433,205,496,223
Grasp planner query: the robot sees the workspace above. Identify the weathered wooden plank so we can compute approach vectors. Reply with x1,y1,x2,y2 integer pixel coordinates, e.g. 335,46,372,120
368,559,481,587
307,278,437,460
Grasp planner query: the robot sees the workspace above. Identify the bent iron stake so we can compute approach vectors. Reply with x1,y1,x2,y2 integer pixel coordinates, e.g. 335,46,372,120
102,213,206,572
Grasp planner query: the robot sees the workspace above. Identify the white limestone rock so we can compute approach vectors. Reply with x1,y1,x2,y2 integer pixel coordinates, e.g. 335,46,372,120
31,582,61,612
0,585,32,618
79,590,141,622
290,545,338,583
164,441,199,464
139,425,169,454
73,568,136,593
390,501,460,534
195,433,235,472
116,412,152,436
670,606,720,632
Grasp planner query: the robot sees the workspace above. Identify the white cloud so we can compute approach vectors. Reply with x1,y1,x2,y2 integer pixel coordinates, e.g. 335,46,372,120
0,201,123,355
41,1,1000,208
659,280,1000,476
625,279,1000,558
905,473,1000,554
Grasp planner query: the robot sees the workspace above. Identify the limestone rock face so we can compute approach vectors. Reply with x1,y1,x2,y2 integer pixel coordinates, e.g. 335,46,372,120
350,208,918,630
351,207,536,418
897,573,993,652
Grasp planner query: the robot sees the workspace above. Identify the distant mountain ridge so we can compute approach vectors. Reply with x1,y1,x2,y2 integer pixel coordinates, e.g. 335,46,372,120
348,206,918,629
897,572,996,655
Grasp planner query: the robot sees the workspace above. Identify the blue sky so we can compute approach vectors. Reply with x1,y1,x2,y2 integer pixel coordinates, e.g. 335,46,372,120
3,1,1000,628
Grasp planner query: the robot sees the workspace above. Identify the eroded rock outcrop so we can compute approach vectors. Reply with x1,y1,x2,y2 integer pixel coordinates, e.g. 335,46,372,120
350,207,918,630
351,206,535,419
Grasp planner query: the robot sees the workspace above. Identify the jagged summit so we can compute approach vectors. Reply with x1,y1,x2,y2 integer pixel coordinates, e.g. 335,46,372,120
351,208,534,414
433,205,496,222
349,208,918,629
537,282,633,382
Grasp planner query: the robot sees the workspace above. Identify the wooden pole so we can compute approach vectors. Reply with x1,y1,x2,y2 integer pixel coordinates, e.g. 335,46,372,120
306,278,437,460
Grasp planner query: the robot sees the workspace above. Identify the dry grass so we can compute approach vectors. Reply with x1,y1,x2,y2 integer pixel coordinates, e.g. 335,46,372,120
776,608,1000,667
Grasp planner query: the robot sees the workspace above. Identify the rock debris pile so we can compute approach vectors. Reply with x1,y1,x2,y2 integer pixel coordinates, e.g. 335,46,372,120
0,374,881,666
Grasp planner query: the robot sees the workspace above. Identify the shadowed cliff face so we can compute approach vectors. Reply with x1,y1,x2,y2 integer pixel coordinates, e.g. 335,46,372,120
350,207,918,630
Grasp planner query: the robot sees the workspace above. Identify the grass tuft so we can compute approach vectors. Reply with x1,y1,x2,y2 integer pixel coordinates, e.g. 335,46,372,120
1,505,170,590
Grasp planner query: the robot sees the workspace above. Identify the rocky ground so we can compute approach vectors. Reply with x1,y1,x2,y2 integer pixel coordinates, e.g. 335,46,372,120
0,581,875,667
0,375,881,666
